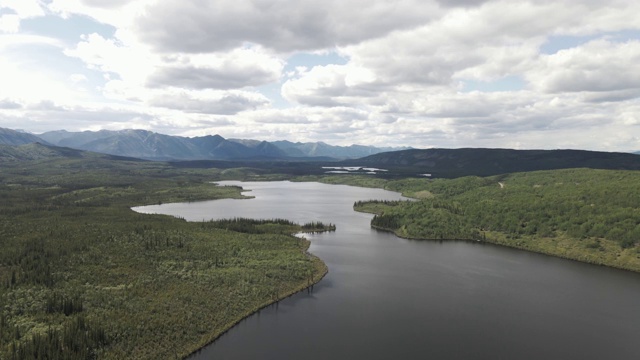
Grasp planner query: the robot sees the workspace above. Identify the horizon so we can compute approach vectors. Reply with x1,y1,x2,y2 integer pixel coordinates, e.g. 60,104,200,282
0,1,639,152
5,125,640,154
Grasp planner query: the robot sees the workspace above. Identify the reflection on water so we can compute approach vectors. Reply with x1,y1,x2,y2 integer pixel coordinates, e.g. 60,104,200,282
134,181,640,360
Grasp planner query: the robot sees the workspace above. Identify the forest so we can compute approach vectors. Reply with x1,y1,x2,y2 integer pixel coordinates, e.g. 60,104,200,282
0,157,328,359
349,169,640,272
3,150,640,359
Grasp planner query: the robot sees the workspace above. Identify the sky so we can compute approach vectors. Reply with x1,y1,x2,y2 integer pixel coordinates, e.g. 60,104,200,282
0,0,639,151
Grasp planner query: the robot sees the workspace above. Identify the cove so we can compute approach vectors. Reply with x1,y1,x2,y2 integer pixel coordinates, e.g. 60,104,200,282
134,181,640,360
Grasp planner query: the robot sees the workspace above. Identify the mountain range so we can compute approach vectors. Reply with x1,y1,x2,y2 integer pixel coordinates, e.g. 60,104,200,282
10,128,405,160
2,127,640,179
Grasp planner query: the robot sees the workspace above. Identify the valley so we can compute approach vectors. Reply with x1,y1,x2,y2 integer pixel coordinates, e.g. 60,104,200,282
1,131,639,359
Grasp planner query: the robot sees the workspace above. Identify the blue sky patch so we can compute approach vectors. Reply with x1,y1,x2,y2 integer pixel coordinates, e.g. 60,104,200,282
255,83,290,109
0,7,17,15
21,14,116,45
541,29,640,54
284,51,348,73
253,51,349,109
7,41,107,96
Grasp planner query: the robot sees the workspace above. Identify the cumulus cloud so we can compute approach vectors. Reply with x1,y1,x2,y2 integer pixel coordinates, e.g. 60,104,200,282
134,0,442,53
0,14,20,33
1,0,639,152
282,64,380,106
149,90,269,115
0,98,21,109
80,0,133,9
148,49,283,90
528,39,640,93
0,0,45,34
1,0,45,19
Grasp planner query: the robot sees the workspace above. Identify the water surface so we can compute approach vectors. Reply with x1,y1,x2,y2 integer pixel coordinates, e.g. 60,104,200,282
134,181,640,360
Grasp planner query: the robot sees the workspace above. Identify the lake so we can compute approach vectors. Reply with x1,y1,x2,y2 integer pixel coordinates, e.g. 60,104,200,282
133,181,640,360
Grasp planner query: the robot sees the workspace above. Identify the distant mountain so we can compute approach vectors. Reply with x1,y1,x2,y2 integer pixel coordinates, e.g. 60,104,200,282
39,129,259,160
37,129,117,148
228,139,288,158
347,148,640,178
0,127,49,146
37,129,403,161
267,140,409,158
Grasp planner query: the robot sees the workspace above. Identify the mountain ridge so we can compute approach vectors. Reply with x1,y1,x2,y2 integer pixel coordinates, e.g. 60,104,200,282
34,128,408,160
0,127,51,146
0,142,142,162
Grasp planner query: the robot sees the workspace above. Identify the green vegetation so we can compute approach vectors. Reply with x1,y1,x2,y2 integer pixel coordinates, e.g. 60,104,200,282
3,145,639,359
0,157,328,359
346,148,640,178
347,169,640,272
204,218,335,234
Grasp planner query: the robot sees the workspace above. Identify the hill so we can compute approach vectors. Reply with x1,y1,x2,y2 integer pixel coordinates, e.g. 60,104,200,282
0,143,86,161
0,142,144,162
347,148,640,178
352,168,640,272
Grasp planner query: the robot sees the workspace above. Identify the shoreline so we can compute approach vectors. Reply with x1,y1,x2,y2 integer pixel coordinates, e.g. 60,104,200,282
183,239,328,359
366,220,640,274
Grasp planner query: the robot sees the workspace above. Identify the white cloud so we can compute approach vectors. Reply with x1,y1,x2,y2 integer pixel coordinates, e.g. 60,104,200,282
133,0,442,53
528,39,640,93
0,14,20,33
1,0,45,18
147,48,284,90
0,0,45,34
64,33,154,83
282,64,379,106
1,0,639,152
149,90,269,115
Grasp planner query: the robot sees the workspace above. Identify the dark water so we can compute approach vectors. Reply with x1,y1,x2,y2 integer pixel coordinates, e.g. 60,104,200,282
134,181,640,360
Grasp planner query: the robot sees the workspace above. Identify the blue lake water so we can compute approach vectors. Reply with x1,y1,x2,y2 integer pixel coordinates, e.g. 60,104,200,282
134,181,640,360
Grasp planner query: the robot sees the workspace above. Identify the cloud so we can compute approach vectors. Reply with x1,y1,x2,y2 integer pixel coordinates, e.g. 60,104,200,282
282,64,380,106
134,0,442,53
0,98,21,109
149,90,269,115
1,0,639,153
148,65,275,90
528,39,640,93
0,14,20,33
436,0,491,7
80,0,133,9
147,49,283,90
1,0,45,19
64,33,152,81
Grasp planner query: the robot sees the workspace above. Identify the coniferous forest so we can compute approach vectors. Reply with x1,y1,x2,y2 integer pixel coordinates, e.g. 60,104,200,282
350,169,640,271
2,148,640,359
0,156,327,359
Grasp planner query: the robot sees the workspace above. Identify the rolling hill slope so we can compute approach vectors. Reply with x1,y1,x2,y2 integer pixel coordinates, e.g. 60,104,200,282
347,148,640,178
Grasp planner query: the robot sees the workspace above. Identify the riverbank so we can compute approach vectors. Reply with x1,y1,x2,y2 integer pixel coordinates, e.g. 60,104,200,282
364,218,640,273
184,238,328,359
0,158,331,359
171,179,640,360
